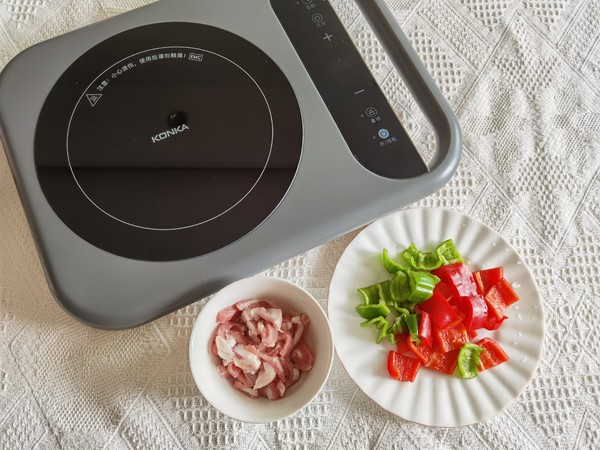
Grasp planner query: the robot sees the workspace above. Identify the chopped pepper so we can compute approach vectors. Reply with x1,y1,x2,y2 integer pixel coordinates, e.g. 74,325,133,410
418,311,433,347
484,277,519,319
375,320,390,344
377,280,394,306
359,317,390,345
455,294,488,330
418,291,458,329
432,262,479,298
457,342,483,379
473,267,503,295
401,239,464,270
395,332,412,355
408,271,440,303
405,313,420,344
389,313,408,335
382,248,406,274
435,321,470,352
355,302,390,320
433,280,456,304
357,283,380,305
390,270,411,302
483,312,507,331
407,335,433,364
476,337,509,371
426,346,460,375
387,350,421,382
436,239,464,265
402,242,444,270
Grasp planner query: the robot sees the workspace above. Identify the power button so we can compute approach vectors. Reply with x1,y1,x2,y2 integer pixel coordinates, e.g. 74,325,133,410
378,129,390,139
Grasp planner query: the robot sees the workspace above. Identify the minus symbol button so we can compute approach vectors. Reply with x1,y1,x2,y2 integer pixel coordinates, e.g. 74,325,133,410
354,89,365,95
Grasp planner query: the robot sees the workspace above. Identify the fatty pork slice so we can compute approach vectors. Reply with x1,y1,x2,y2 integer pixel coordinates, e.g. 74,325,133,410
257,320,279,348
241,307,283,331
215,335,236,364
215,362,261,399
217,322,249,346
215,364,231,379
246,345,287,382
245,320,261,345
253,362,277,390
232,344,262,374
217,305,240,324
265,329,294,358
290,313,310,346
235,298,271,311
260,379,287,400
291,340,315,372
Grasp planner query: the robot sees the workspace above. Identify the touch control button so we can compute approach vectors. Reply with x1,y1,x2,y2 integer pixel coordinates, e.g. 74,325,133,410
378,129,390,139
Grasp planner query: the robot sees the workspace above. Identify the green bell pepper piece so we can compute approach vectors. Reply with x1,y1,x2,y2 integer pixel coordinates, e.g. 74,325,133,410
360,316,390,344
390,270,411,302
458,342,483,379
398,302,416,314
389,313,408,335
436,239,464,264
405,313,421,345
377,280,394,306
401,240,464,270
376,321,389,344
360,316,384,327
355,302,390,320
382,248,407,274
402,242,443,271
408,271,440,303
357,283,381,305
391,306,410,316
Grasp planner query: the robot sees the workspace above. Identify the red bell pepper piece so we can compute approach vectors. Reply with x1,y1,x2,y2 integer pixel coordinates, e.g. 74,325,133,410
473,268,503,295
483,312,507,330
425,346,460,375
446,306,466,329
407,334,433,364
418,291,458,330
484,278,519,320
395,332,412,355
418,311,433,347
476,337,509,371
435,321,470,352
387,350,421,382
432,262,479,298
455,294,488,331
433,280,456,304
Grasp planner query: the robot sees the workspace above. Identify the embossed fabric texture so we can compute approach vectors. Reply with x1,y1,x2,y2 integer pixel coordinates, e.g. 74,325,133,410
1,0,600,448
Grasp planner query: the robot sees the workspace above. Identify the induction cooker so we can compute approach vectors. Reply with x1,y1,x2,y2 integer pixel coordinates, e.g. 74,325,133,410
0,0,461,329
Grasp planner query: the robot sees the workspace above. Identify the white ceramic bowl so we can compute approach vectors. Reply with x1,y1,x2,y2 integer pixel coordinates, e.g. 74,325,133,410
189,276,334,423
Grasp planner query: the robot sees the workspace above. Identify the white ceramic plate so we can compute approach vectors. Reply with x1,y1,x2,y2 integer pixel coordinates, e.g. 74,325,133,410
327,208,544,427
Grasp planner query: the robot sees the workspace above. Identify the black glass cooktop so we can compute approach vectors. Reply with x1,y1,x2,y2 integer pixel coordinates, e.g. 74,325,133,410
35,22,303,261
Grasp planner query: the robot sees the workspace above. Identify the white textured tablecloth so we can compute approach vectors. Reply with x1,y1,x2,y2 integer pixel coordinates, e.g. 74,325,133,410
1,0,599,448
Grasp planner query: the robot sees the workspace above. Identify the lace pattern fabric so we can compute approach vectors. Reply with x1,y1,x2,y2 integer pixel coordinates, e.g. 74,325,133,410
1,0,599,448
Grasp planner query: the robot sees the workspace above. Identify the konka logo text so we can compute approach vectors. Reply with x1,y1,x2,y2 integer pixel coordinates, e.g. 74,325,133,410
151,124,190,143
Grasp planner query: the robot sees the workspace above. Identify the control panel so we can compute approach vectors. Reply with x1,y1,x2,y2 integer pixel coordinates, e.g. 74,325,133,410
270,0,428,179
